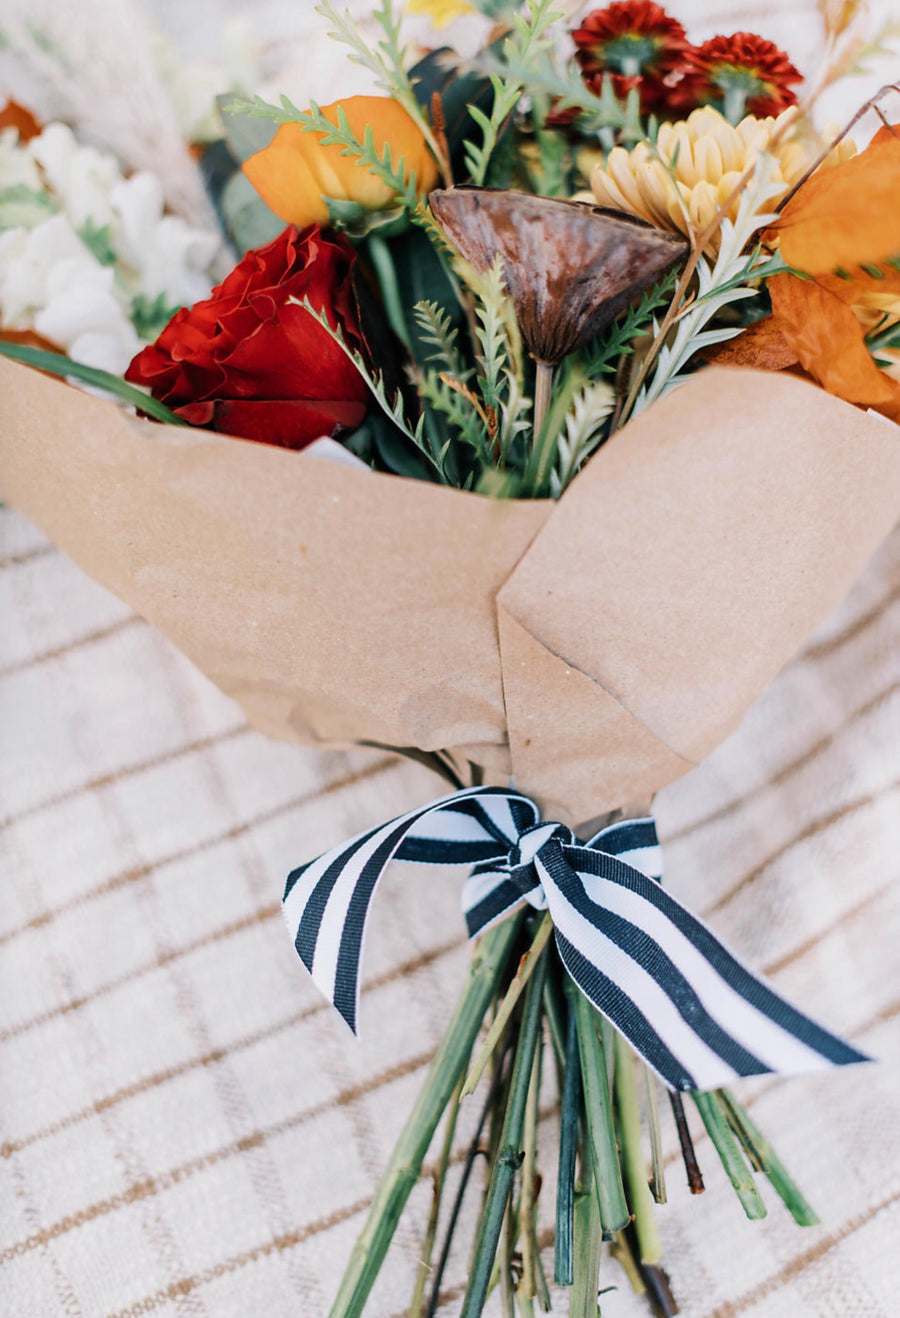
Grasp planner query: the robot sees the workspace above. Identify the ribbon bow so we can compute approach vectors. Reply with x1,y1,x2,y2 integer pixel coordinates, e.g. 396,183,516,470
282,786,866,1092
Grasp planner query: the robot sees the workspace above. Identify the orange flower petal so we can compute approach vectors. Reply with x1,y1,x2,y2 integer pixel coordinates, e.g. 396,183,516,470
0,98,41,140
769,129,900,273
243,124,330,227
243,96,438,225
703,314,798,370
769,273,900,416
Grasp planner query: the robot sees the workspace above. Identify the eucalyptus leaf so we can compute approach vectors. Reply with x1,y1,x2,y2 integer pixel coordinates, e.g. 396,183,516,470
217,95,279,162
220,171,284,255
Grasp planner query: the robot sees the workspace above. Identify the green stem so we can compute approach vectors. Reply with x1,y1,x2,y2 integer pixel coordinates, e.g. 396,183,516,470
554,990,580,1287
460,950,549,1318
717,1089,819,1226
613,1035,661,1265
642,1065,667,1204
519,1041,542,1301
463,913,553,1099
367,232,411,350
570,1179,604,1318
328,915,524,1318
692,1090,767,1221
408,1070,466,1318
572,991,629,1234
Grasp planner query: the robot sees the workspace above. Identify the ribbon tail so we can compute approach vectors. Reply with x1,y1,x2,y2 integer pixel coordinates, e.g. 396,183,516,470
538,845,869,1092
282,786,536,1033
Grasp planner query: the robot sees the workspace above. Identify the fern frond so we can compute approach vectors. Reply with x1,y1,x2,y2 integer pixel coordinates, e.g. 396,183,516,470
314,0,446,178
293,296,449,480
465,0,562,186
552,379,616,495
412,301,470,378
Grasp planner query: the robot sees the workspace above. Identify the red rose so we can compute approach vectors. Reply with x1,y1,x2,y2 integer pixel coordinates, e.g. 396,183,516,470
125,225,368,450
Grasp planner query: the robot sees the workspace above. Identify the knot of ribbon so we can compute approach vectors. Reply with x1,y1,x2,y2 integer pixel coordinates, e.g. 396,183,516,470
282,785,866,1092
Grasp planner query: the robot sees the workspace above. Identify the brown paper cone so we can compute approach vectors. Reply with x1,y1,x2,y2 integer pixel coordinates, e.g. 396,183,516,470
1,358,898,825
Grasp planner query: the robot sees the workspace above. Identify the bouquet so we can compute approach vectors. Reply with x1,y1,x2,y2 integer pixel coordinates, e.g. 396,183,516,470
2,2,900,1314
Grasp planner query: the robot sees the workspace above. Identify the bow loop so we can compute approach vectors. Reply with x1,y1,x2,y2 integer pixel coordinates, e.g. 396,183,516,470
282,785,868,1090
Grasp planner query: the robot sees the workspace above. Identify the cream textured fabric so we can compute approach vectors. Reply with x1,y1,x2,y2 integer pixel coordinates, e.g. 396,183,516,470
2,506,899,1318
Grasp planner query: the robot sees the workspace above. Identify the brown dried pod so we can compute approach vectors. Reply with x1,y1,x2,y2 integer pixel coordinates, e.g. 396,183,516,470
429,186,689,364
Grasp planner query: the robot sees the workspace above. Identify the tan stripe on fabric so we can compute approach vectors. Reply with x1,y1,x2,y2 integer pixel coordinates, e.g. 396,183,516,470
666,675,900,843
1,933,467,1157
702,778,900,919
703,1187,900,1318
0,724,247,838
0,615,142,678
1,1048,437,1262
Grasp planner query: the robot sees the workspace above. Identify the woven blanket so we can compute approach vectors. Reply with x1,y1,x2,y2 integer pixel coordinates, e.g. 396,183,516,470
2,503,898,1318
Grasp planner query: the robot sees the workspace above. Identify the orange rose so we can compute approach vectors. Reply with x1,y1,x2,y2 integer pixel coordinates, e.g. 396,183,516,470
243,96,439,228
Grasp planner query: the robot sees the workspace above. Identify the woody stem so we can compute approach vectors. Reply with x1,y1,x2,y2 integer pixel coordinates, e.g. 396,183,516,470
533,361,554,440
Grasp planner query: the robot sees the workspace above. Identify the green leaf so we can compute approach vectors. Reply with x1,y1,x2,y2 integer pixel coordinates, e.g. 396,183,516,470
0,184,56,230
131,292,180,340
219,171,285,255
0,340,188,425
217,95,279,162
78,218,117,266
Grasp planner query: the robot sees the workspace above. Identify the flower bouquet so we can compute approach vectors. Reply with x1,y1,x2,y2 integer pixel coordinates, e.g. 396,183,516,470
2,2,900,1314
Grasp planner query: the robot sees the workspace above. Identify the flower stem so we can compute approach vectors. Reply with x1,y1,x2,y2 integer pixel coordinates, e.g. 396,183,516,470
716,1089,819,1226
668,1092,705,1194
572,991,630,1234
463,913,553,1099
408,1070,466,1318
460,949,549,1318
569,1178,603,1318
519,1041,542,1301
614,1034,662,1265
692,1091,767,1220
533,360,554,438
554,989,581,1286
328,915,524,1318
643,1065,667,1204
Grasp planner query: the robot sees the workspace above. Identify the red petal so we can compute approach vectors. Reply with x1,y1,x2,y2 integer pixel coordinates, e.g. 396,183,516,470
174,398,367,449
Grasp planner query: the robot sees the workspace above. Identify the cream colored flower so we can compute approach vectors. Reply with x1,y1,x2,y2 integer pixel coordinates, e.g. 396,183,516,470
589,106,857,250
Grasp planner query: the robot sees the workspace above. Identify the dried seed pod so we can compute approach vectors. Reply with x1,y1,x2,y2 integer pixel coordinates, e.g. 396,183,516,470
429,187,688,364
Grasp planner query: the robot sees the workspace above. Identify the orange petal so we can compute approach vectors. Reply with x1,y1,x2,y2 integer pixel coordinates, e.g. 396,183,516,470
243,96,438,225
703,315,798,371
769,130,900,273
0,98,41,140
243,123,329,227
769,273,900,416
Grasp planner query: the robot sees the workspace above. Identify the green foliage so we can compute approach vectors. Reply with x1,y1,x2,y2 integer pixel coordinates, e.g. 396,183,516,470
464,0,561,187
582,270,679,379
412,300,470,379
78,218,116,267
131,293,180,340
0,184,55,230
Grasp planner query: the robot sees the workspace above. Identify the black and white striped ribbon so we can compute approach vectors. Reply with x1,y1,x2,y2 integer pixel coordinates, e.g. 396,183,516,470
282,786,867,1092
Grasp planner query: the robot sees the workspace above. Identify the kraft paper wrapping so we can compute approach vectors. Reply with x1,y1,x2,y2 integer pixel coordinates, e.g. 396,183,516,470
1,357,899,825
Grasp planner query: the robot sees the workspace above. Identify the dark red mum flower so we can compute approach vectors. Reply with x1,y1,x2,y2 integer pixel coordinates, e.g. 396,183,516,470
572,1,695,116
125,225,368,450
684,33,802,121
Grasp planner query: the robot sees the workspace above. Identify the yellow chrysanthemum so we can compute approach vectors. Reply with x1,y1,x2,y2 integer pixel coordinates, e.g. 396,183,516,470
589,106,857,251
406,0,475,29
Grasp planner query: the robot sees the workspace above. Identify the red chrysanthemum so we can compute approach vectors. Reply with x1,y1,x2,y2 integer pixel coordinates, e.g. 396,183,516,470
684,33,802,120
571,1,696,116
